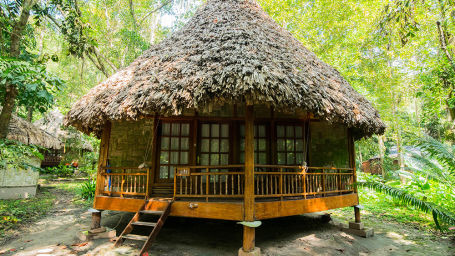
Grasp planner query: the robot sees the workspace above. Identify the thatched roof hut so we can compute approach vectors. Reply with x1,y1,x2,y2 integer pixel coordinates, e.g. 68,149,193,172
7,113,62,149
64,0,385,138
35,109,93,151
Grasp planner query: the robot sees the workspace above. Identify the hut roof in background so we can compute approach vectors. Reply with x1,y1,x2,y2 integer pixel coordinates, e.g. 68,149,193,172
7,113,62,149
64,0,386,138
35,109,93,151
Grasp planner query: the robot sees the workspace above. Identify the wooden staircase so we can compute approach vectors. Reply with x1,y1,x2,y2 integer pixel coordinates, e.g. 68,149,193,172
114,199,173,255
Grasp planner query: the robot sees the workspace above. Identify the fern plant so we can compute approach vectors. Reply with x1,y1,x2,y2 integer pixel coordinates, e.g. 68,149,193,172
356,180,455,230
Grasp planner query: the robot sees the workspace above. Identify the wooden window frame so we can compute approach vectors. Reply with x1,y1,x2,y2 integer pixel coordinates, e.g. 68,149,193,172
239,123,270,165
198,122,231,166
275,122,309,166
156,120,192,183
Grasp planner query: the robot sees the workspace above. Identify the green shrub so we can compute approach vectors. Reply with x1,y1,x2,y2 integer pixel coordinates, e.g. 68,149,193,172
41,164,74,176
78,179,96,200
0,139,43,171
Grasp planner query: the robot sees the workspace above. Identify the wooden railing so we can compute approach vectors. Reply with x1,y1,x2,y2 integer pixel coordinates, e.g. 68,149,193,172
98,165,354,200
174,165,245,200
100,167,149,197
254,165,355,198
173,165,355,200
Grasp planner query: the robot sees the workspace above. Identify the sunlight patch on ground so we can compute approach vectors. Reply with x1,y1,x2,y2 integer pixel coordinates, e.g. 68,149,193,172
385,231,415,245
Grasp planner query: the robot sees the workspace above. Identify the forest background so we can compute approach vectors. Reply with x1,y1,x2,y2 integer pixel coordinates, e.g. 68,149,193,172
1,0,455,232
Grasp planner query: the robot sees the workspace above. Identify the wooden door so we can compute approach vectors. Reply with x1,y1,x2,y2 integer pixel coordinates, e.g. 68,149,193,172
156,121,191,183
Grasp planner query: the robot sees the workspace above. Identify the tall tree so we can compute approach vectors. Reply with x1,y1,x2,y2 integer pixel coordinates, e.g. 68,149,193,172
0,0,36,138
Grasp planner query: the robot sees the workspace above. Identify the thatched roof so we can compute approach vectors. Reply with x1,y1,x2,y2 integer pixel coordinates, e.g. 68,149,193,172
34,109,93,151
65,0,386,138
7,113,62,149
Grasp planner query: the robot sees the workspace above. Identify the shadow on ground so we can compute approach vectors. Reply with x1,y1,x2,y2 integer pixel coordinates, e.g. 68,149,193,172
1,199,453,256
99,211,452,256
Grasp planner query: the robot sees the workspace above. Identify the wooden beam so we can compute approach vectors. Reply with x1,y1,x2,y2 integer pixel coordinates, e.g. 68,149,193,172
255,193,359,219
94,196,244,220
94,122,111,208
243,105,256,252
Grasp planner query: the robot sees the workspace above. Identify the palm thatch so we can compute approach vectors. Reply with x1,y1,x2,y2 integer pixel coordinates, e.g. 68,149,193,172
64,0,386,138
6,113,62,150
35,109,93,151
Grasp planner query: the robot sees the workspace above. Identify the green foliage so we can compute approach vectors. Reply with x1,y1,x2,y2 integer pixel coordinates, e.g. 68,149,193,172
357,176,455,230
78,179,96,200
41,164,74,177
0,191,54,233
0,58,63,114
0,139,43,171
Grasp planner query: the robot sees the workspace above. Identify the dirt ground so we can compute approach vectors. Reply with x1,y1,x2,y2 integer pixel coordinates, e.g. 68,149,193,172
1,187,454,256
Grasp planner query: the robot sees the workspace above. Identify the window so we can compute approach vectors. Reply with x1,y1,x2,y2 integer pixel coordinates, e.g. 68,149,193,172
159,122,190,181
276,124,306,165
309,121,349,167
199,123,229,166
240,124,268,164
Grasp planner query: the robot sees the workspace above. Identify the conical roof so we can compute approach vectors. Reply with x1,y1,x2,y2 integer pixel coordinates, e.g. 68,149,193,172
65,0,385,138
6,113,62,149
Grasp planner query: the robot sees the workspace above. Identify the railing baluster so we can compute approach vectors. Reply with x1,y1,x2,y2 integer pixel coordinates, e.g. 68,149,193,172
237,174,240,195
303,171,306,199
190,175,193,195
180,176,182,195
279,168,283,198
120,174,124,197
206,168,209,200
231,173,234,195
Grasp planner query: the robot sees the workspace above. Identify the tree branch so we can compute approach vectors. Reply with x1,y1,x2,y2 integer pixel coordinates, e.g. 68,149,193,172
139,0,173,25
436,21,455,72
129,0,138,29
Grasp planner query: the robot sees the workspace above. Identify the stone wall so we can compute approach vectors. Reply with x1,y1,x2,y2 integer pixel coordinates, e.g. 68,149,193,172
108,119,155,169
0,156,40,199
309,121,350,168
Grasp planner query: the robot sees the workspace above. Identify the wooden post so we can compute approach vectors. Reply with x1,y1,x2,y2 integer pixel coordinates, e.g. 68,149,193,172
242,105,256,253
354,206,361,223
148,115,158,199
93,122,111,209
348,129,361,223
91,211,102,230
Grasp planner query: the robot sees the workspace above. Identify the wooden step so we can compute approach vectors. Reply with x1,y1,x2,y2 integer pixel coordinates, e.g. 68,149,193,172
132,221,157,227
140,210,164,215
123,234,148,241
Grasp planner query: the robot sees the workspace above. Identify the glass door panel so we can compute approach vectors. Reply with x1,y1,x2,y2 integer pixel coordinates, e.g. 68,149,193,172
158,122,190,182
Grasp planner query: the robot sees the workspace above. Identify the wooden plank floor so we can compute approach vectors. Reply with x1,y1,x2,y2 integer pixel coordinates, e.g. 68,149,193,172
94,193,358,221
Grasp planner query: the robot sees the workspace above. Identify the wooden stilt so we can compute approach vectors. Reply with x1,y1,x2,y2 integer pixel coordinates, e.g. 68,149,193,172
240,105,259,255
243,226,255,252
91,211,102,230
354,206,361,223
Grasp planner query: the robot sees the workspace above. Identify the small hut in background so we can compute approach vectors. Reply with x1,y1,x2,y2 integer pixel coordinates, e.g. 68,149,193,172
1,113,61,199
361,157,382,175
34,109,93,167
65,0,386,255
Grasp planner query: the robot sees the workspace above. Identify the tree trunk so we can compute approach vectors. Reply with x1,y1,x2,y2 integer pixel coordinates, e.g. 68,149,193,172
27,106,33,122
0,82,18,138
0,0,35,139
378,135,386,177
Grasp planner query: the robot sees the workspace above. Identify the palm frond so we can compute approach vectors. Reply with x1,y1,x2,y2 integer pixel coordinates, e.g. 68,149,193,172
357,181,455,229
416,136,455,173
402,151,451,184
